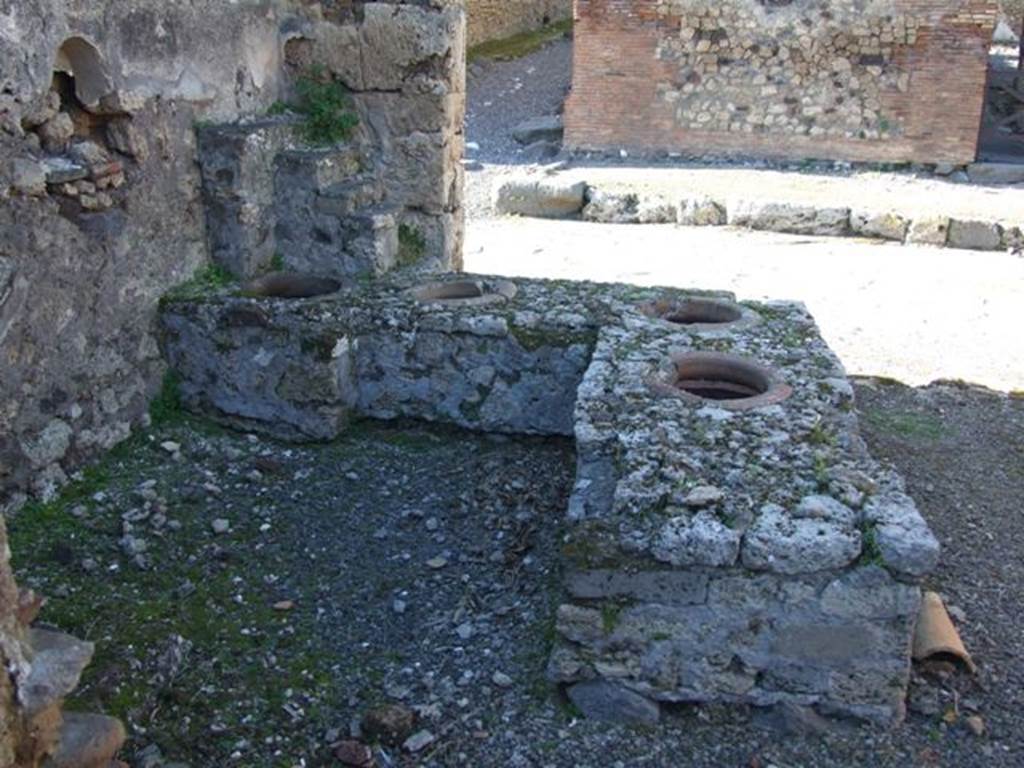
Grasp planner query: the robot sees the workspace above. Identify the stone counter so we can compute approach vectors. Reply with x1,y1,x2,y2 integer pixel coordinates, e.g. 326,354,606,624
555,299,938,725
161,272,939,726
160,274,730,438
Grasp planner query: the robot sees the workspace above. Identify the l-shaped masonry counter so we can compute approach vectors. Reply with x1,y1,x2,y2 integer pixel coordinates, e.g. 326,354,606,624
160,273,939,725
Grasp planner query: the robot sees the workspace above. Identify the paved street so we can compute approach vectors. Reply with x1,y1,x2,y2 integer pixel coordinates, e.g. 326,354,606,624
466,218,1024,391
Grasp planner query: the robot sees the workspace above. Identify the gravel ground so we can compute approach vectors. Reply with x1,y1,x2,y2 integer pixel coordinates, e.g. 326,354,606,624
10,379,1024,767
464,38,572,220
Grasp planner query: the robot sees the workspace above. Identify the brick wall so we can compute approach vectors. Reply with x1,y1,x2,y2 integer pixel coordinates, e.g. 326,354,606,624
467,0,572,47
566,0,998,164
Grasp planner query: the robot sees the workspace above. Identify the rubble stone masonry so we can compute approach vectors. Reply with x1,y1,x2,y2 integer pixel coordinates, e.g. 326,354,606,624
566,0,998,163
1,1,465,511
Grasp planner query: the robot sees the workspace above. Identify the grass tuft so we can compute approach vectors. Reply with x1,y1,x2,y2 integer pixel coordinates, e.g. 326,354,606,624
397,224,427,268
468,20,572,62
601,603,623,635
149,370,184,427
859,523,885,566
161,263,236,305
862,408,948,441
293,67,359,146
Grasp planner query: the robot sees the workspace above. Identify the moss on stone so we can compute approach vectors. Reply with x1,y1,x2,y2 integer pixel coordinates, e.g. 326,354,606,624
159,263,236,307
600,603,623,634
468,19,572,63
858,523,884,566
509,325,597,353
300,333,337,363
459,397,484,423
149,370,184,427
397,224,427,268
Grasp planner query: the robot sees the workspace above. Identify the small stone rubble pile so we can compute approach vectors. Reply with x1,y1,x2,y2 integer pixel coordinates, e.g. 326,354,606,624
12,77,134,214
161,272,939,725
1,516,126,768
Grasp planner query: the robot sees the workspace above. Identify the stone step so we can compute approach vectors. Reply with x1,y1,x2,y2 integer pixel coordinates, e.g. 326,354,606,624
42,712,126,768
22,629,95,716
512,115,564,145
966,162,1024,186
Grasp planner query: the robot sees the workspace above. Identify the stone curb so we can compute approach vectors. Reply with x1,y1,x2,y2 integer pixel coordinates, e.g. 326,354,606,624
581,185,1022,253
498,179,1022,253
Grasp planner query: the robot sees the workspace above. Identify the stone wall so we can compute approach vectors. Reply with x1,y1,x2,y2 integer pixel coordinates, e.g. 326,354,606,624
566,0,998,163
0,1,465,512
557,300,938,724
467,0,573,47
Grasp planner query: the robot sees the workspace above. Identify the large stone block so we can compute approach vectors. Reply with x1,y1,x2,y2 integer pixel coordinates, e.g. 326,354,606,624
678,197,727,226
730,201,851,237
947,219,1004,251
906,216,949,246
161,302,356,440
966,162,1024,185
653,511,740,567
851,211,909,242
493,177,586,218
863,492,941,578
583,189,677,224
741,504,862,574
196,118,298,278
555,297,937,725
360,3,464,92
383,131,460,214
566,570,709,605
567,680,661,726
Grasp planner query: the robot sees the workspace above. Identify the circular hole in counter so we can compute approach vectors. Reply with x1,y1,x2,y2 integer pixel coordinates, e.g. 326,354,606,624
655,352,792,410
410,278,517,307
640,297,755,330
242,272,342,299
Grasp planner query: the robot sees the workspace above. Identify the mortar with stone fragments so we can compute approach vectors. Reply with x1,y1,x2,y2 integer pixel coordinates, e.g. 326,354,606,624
552,298,939,725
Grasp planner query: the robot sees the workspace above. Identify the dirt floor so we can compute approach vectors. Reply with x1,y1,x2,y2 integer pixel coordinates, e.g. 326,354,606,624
10,379,1023,767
